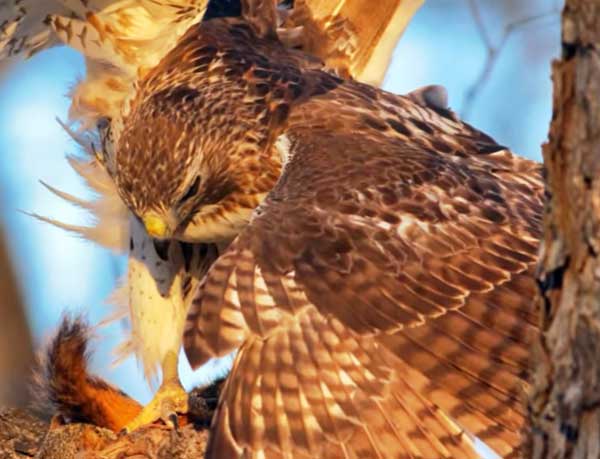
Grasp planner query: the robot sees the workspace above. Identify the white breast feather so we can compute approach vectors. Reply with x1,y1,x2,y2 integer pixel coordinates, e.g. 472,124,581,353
125,216,191,383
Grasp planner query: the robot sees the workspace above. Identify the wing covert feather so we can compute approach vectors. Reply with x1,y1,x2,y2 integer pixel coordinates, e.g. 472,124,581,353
201,124,541,337
184,79,542,457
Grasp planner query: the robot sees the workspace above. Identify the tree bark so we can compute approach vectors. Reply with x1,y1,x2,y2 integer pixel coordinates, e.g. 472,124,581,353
528,1,600,458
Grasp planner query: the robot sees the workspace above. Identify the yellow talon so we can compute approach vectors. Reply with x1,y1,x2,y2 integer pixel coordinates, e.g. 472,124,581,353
123,381,188,432
123,351,188,433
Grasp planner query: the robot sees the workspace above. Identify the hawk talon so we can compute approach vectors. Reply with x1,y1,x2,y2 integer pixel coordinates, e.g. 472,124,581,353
122,379,188,434
168,413,179,432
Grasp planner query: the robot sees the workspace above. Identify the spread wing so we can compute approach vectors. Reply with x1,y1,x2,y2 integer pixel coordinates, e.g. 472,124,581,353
1,0,422,126
0,0,208,65
0,0,208,125
184,82,542,458
288,0,424,84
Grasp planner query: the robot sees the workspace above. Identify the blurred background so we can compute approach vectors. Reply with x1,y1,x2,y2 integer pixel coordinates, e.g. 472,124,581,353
0,0,561,416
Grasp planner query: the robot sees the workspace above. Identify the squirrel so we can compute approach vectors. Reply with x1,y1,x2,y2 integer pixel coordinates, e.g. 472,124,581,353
35,316,223,432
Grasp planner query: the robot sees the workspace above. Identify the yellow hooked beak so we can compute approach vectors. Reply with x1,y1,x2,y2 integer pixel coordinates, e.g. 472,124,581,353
143,213,169,239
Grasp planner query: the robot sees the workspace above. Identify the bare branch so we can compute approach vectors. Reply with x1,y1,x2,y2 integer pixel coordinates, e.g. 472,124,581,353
461,1,561,118
0,224,34,409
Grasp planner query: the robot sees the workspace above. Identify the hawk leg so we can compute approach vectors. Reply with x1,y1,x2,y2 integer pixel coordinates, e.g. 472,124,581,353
123,351,187,433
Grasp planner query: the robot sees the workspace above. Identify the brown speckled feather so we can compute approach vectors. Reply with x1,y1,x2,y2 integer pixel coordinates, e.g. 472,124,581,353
114,18,542,459
2,5,539,456
115,19,330,241
172,19,543,459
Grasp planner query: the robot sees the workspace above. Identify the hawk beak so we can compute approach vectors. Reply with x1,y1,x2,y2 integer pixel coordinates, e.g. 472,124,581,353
143,214,170,239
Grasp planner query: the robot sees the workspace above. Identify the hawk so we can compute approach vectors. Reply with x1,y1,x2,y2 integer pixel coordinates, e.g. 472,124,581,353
2,0,429,431
114,17,542,459
2,2,541,458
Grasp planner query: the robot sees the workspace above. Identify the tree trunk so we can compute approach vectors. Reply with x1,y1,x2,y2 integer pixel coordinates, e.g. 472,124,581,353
528,1,600,458
0,225,34,409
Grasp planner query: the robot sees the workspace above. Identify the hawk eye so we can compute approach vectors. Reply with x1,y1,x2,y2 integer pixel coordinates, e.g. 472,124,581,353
179,176,201,205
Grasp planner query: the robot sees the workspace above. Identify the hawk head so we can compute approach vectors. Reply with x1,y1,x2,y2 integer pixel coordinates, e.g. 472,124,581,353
114,91,281,242
111,20,301,243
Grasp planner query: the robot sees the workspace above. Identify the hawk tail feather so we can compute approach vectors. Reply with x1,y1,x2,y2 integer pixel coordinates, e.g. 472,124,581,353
34,316,142,432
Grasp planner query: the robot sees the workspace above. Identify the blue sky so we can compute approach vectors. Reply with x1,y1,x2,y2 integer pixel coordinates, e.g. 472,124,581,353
0,0,560,415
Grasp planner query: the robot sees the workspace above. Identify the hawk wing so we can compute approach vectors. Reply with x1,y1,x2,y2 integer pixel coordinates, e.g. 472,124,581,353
1,0,421,126
184,82,542,458
288,0,424,84
239,0,424,84
0,0,208,125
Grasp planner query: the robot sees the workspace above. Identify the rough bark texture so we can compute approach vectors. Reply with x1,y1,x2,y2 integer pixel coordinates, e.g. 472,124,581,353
528,1,600,458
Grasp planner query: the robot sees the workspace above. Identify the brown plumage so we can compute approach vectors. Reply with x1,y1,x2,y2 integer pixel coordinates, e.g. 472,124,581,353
106,17,544,459
113,19,328,241
284,0,424,84
1,0,428,434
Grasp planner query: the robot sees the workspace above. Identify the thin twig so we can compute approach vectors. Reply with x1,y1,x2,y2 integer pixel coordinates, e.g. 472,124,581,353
461,1,561,118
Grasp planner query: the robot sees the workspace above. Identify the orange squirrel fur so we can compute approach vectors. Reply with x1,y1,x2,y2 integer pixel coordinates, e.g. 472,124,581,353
37,317,142,432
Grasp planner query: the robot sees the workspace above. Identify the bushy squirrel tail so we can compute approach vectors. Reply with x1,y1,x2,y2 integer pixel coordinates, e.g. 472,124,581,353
37,316,142,432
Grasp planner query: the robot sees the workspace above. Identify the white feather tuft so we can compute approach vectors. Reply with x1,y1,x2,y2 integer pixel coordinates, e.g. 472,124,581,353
24,118,130,252
126,216,192,383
